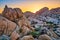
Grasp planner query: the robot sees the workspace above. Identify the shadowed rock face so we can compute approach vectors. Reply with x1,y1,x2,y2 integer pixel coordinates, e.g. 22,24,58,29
2,5,23,22
34,7,50,17
50,7,60,14
36,7,49,15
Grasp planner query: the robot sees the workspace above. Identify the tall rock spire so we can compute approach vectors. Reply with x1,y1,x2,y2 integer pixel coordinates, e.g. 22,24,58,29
5,5,8,9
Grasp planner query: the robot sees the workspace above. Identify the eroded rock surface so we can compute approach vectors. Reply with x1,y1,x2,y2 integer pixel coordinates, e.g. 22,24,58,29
2,5,23,21
21,35,34,40
2,5,34,31
0,15,17,36
38,34,51,40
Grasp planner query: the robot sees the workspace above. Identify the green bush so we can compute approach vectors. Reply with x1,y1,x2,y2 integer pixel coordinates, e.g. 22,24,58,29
29,31,40,38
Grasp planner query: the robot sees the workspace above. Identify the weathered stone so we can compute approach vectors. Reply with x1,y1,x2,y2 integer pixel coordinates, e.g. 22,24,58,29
17,16,34,31
20,26,31,35
38,34,51,40
49,29,59,38
10,31,20,40
2,5,34,32
21,35,34,40
2,5,23,21
54,28,60,37
0,15,17,36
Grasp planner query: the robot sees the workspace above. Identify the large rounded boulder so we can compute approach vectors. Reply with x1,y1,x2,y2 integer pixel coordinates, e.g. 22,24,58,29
38,34,51,40
21,35,34,40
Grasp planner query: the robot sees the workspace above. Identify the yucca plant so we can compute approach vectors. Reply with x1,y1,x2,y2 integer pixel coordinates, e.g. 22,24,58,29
29,26,41,38
29,31,40,38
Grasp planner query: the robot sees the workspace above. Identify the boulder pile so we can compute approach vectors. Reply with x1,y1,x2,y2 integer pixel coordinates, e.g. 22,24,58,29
0,5,60,40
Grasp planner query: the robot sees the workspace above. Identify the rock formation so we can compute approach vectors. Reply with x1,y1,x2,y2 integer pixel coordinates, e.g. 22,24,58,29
2,5,23,22
2,5,34,31
0,5,60,40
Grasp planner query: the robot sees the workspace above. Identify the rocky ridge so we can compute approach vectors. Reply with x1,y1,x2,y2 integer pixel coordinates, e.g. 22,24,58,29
0,5,60,40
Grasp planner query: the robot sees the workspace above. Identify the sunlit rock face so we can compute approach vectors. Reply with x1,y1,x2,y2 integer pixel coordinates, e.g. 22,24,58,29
2,5,34,31
0,15,17,36
38,34,51,40
2,5,23,22
10,31,20,40
21,35,34,40
17,15,34,32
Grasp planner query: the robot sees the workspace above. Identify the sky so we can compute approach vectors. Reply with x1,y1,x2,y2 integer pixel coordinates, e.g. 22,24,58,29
0,0,60,13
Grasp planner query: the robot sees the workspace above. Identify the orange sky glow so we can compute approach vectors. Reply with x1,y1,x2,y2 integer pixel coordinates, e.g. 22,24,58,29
0,0,60,13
